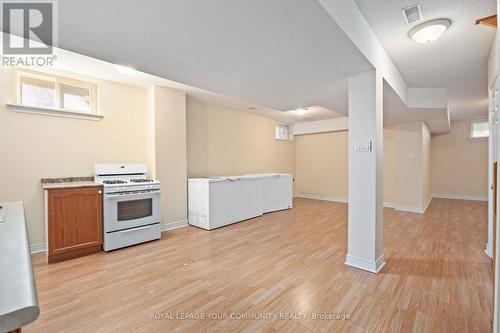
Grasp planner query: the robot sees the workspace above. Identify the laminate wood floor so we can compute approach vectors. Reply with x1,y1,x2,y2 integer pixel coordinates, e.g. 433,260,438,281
27,198,492,332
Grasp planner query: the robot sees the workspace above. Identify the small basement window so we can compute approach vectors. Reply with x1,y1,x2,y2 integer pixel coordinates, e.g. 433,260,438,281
470,120,489,139
9,68,100,120
275,124,290,141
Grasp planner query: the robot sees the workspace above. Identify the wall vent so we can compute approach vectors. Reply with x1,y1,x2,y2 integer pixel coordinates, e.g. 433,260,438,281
402,4,423,24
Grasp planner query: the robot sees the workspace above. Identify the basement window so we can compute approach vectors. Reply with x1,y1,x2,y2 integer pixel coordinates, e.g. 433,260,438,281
8,68,101,120
470,120,489,139
275,124,291,141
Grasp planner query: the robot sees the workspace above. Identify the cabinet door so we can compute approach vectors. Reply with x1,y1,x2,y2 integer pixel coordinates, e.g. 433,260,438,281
75,188,102,248
48,190,78,255
48,187,102,258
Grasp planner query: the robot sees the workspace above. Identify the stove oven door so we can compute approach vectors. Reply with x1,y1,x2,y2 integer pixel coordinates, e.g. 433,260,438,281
104,191,161,233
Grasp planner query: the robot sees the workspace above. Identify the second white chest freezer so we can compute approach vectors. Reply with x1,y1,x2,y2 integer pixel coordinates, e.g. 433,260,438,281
241,174,293,213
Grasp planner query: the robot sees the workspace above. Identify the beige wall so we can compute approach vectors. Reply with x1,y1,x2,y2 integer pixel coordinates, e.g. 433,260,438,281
388,121,425,210
383,127,397,205
295,131,348,199
0,67,150,244
150,86,187,225
186,98,295,177
386,121,432,211
295,121,431,212
432,120,488,199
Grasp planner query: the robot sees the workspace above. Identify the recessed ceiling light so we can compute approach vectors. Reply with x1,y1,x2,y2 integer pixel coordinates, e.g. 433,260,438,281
409,19,451,44
115,64,136,75
295,108,308,116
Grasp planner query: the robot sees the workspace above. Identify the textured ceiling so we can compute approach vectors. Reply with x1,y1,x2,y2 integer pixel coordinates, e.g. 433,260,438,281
56,0,373,114
354,0,496,120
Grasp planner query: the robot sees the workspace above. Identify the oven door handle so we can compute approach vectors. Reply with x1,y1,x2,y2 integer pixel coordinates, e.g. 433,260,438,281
105,190,161,200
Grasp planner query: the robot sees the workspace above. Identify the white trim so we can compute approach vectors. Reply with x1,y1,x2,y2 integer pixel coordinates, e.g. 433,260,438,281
432,194,488,202
7,103,103,121
161,219,189,232
294,193,347,203
486,242,493,258
30,243,47,254
58,81,93,114
393,205,425,214
383,202,396,209
345,254,385,273
16,70,58,108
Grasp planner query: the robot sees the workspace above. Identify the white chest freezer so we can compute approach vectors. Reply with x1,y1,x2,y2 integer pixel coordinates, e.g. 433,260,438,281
188,176,263,230
188,173,293,230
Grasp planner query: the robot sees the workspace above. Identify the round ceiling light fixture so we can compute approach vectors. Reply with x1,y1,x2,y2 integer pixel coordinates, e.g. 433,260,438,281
408,18,451,44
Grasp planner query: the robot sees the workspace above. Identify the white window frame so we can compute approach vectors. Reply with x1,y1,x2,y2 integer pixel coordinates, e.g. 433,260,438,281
58,81,94,114
469,119,489,140
8,68,102,121
275,123,292,142
16,70,58,109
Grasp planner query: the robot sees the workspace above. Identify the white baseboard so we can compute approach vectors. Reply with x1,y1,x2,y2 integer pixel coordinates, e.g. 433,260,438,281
432,194,488,202
294,193,347,203
30,243,47,254
393,205,425,214
345,254,385,273
161,219,189,232
294,195,426,213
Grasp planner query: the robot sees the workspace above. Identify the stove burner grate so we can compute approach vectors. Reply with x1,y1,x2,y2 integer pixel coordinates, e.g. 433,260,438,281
103,180,127,185
129,179,154,183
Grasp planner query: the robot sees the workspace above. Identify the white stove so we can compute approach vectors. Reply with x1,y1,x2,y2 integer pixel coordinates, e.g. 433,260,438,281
95,163,161,251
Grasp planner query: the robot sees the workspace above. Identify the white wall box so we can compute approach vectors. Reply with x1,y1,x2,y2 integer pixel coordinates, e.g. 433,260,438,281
188,173,293,230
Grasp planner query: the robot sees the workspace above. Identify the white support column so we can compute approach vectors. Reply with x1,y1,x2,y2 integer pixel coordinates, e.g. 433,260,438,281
345,70,385,273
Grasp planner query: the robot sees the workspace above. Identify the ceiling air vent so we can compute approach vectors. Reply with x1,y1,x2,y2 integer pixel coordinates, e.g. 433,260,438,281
402,4,423,24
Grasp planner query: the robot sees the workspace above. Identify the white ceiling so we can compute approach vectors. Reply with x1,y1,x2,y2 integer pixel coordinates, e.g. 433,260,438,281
354,0,496,121
56,0,372,116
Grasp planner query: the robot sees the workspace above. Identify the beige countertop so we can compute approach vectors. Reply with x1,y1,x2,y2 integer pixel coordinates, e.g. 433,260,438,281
41,177,102,190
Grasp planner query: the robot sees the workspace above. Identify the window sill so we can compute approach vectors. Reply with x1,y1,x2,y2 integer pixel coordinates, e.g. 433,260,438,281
275,138,293,143
6,104,103,121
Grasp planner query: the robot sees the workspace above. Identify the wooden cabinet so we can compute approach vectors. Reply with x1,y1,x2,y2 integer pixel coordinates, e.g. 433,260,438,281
47,187,102,263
